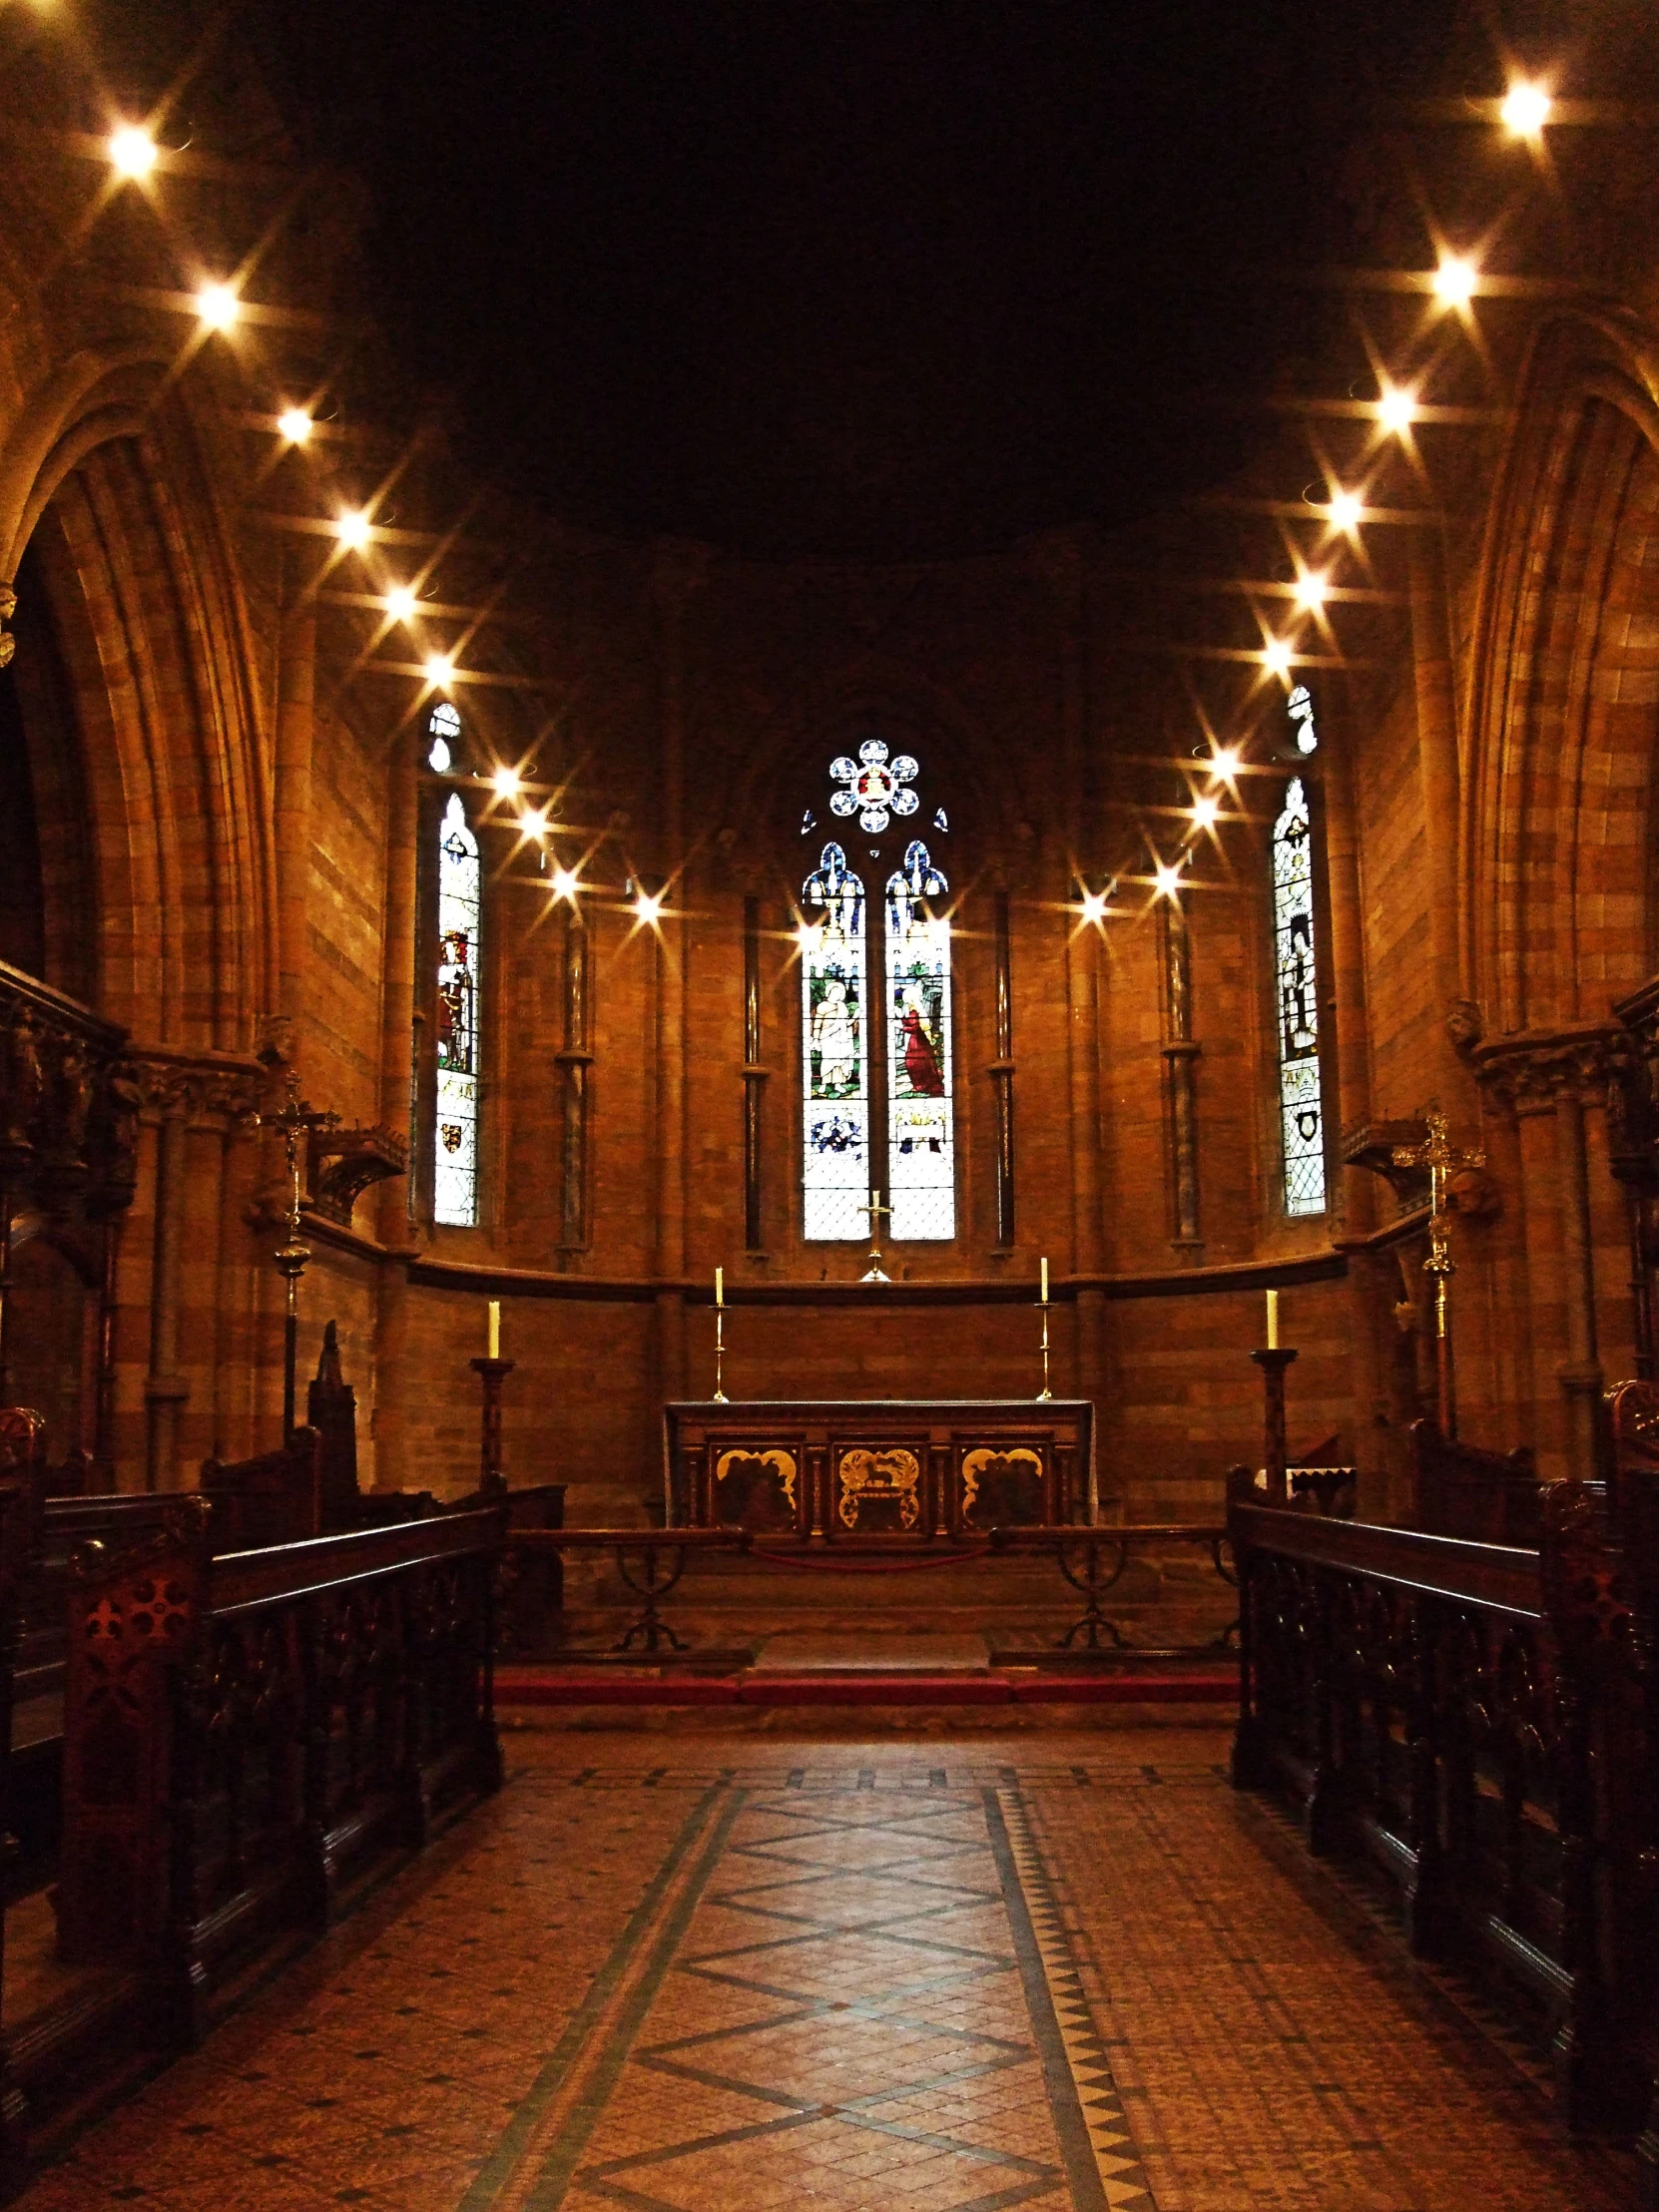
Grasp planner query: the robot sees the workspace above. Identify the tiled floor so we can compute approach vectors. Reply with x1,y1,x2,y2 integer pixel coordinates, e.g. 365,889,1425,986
14,1726,1641,2211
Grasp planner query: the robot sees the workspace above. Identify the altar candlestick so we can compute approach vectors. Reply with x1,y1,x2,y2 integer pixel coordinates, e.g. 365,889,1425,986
1265,1289,1279,1351
488,1299,501,1360
715,1267,724,1308
1040,1256,1049,1305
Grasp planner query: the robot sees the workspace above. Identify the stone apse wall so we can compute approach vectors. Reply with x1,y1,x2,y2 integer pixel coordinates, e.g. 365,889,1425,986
3,14,1659,1519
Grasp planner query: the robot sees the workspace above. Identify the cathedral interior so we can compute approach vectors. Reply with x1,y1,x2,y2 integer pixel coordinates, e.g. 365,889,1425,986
1,1,1659,2206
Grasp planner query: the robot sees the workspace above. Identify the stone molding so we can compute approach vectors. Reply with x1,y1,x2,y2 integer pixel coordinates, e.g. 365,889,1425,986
1470,1025,1632,1114
128,1049,269,1127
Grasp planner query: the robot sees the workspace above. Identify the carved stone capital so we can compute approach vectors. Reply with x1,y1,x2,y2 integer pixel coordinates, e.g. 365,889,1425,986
129,1050,267,1126
1471,1025,1632,1115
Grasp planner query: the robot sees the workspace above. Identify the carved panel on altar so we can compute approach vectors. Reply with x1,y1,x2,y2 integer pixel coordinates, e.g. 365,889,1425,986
665,1400,1093,1538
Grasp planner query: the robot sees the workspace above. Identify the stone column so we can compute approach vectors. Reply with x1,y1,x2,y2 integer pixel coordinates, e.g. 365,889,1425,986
1162,894,1202,1257
1408,532,1472,1105
144,1087,189,1491
276,594,317,1046
1475,1029,1626,1479
650,544,705,1404
377,725,420,1246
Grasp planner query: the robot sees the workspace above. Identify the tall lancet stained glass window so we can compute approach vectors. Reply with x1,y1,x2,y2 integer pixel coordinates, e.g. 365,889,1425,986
802,842,870,1241
435,791,483,1225
885,841,954,1240
1274,688,1325,1215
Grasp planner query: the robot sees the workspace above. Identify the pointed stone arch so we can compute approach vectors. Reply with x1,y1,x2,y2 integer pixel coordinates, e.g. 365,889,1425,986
1,354,276,1048
1463,310,1659,1038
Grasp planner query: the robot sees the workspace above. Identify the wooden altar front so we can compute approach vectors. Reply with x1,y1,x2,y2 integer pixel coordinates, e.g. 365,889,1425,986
664,1399,1095,1538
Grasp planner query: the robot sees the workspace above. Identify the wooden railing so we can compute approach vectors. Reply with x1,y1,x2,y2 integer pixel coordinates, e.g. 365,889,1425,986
56,1505,504,2047
1230,1485,1658,2162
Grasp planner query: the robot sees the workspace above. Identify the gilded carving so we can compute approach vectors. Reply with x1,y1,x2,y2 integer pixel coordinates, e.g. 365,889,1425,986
836,1446,920,1531
716,1447,798,1516
959,1445,1043,1526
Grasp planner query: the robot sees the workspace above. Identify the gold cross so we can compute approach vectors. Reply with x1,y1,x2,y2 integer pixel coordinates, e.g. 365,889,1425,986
1391,1110,1484,1272
857,1190,892,1236
256,1071,340,1238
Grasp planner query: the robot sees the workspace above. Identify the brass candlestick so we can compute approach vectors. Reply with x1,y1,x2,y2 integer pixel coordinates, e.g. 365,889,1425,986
1252,1347,1298,1503
712,1304,729,1402
469,1356,514,1495
1036,1298,1053,1400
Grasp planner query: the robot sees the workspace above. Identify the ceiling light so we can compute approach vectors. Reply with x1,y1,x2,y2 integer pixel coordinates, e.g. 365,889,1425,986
1154,862,1184,899
635,890,663,925
491,766,521,798
1263,639,1294,679
520,805,549,840
195,281,240,331
1192,796,1221,830
551,866,580,900
109,126,158,180
1293,572,1330,610
1079,889,1108,925
1208,746,1241,779
1328,489,1364,530
276,408,313,446
383,586,417,622
1501,82,1552,137
1378,385,1418,434
335,508,371,549
424,653,455,687
1432,254,1477,307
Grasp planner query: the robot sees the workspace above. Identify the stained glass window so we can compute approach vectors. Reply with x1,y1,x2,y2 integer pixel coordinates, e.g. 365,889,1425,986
885,841,954,1241
1274,770,1326,1217
434,791,482,1225
802,842,870,1241
829,740,919,834
427,700,460,774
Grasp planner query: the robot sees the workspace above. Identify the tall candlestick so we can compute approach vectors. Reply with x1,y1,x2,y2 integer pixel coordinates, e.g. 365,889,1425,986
488,1299,501,1360
1265,1288,1279,1351
715,1266,723,1308
1040,1256,1049,1305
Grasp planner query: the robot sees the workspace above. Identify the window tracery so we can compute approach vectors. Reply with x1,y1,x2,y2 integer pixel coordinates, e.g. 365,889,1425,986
802,743,955,1244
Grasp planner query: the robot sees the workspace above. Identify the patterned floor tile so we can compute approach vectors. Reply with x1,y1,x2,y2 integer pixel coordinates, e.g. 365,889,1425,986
8,1730,1644,2211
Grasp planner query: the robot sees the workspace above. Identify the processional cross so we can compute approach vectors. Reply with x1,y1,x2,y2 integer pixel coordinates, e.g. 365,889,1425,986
256,1070,339,1438
1392,1110,1485,1438
857,1189,893,1285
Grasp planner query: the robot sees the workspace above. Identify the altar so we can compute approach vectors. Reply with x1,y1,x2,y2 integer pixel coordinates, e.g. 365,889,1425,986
664,1399,1095,1538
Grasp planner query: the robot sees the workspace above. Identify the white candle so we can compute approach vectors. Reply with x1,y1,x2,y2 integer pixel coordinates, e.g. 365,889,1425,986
715,1267,724,1309
1265,1289,1279,1351
1040,1256,1049,1305
488,1299,501,1360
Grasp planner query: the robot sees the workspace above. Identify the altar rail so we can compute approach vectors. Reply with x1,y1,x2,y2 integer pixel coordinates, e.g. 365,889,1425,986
0,1500,504,2189
1230,1490,1659,2163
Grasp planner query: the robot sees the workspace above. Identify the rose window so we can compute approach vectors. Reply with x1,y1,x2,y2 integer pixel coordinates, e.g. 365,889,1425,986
829,740,920,834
